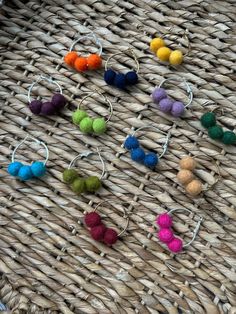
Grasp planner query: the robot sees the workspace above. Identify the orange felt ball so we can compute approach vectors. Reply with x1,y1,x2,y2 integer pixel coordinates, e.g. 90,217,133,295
64,51,78,67
177,170,194,185
179,156,196,171
74,57,88,72
185,179,202,196
87,54,102,70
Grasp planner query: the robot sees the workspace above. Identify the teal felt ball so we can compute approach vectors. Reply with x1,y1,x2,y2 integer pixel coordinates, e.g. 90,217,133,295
222,131,236,145
200,112,216,128
208,125,224,140
8,161,23,176
31,161,46,177
18,165,33,181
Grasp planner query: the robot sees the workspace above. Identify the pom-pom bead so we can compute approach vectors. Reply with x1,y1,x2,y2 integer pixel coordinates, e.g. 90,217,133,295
150,37,165,53
159,98,173,113
131,148,145,163
41,102,55,115
114,73,126,89
171,101,185,117
18,165,33,181
90,224,106,241
84,212,101,228
79,117,94,133
177,169,194,185
158,228,174,243
222,131,236,145
169,50,183,65
51,94,66,110
124,136,139,150
179,156,196,171
185,179,202,196
125,71,138,85
144,153,158,168
71,178,86,195
85,176,101,193
29,100,42,114
156,213,172,228
208,125,224,140
64,51,78,67
74,57,88,72
104,69,116,85
103,228,118,245
72,110,88,125
31,161,46,177
157,47,172,62
200,112,216,128
92,118,106,135
8,161,23,176
87,54,102,70
168,237,183,253
63,169,78,184
152,88,167,104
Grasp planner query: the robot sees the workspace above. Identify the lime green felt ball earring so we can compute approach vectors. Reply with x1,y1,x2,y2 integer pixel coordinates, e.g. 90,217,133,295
72,91,113,135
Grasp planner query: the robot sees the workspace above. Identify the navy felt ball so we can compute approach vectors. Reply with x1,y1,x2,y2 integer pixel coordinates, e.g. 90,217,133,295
131,148,145,163
18,165,33,181
144,153,158,168
104,69,116,85
8,161,23,176
31,161,46,177
124,136,139,150
114,73,126,89
125,71,138,85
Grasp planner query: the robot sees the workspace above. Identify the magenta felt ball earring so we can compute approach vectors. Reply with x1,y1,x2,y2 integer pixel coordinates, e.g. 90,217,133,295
152,76,193,117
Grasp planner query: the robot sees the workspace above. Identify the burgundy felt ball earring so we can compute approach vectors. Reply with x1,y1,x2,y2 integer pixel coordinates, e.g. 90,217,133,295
152,76,193,117
28,75,66,115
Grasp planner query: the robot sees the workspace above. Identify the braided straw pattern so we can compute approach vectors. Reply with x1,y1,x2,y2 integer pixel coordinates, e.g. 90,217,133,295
0,0,236,313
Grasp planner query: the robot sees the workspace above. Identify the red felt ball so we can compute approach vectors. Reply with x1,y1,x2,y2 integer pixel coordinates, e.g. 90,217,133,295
103,228,118,246
90,224,106,241
84,212,101,228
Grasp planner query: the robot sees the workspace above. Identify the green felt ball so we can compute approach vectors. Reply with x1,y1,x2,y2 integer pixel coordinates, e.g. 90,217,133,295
93,118,106,134
85,176,101,193
208,125,224,140
222,131,236,145
80,117,94,133
200,112,216,128
72,110,88,125
63,169,78,184
72,178,86,194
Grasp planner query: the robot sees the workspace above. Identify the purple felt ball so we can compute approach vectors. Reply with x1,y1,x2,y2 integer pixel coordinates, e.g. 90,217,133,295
51,93,66,110
29,100,42,114
152,88,167,104
40,101,55,115
171,101,185,117
159,97,173,113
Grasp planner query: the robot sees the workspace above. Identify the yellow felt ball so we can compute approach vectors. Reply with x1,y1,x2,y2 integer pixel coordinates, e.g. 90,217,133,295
150,38,165,53
177,170,194,185
186,179,202,197
157,47,172,62
169,50,183,65
179,156,196,171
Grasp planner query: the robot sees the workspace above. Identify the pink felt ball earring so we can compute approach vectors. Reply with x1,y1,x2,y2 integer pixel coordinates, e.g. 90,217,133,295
156,208,203,253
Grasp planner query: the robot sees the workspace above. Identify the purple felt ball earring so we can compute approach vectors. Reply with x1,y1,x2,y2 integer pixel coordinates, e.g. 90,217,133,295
28,75,66,116
152,76,193,117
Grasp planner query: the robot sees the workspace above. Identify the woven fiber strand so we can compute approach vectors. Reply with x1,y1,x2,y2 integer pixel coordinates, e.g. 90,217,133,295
0,0,236,313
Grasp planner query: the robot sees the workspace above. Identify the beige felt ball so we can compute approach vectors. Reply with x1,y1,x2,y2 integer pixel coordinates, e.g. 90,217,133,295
185,179,202,196
177,169,194,185
179,156,196,171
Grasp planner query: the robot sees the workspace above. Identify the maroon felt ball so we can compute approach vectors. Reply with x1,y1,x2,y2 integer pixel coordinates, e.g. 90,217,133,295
29,100,42,114
40,102,55,115
103,228,118,246
84,212,101,228
51,93,66,110
90,224,106,241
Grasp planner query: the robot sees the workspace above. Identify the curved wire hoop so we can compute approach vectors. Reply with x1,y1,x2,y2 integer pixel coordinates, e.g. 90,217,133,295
105,48,140,73
69,32,102,56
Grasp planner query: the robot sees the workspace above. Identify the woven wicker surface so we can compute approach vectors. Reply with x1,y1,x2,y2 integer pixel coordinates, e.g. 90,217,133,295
0,0,236,313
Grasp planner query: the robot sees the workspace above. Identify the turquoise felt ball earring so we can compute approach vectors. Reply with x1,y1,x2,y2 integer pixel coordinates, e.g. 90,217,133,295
7,135,49,181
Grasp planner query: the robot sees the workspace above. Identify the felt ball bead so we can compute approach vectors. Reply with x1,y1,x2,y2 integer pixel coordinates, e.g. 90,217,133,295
185,179,202,196
64,51,78,67
104,69,116,85
40,102,55,115
177,169,194,185
125,71,138,85
90,224,106,241
171,101,185,117
114,73,126,89
51,93,66,110
179,156,196,171
152,88,167,104
31,161,46,177
92,118,106,135
159,98,173,113
85,176,101,193
150,37,165,53
131,148,145,163
29,100,42,115
63,169,78,184
158,228,174,243
222,131,236,145
103,228,118,246
124,136,139,150
208,125,224,140
169,50,183,65
200,112,216,128
74,57,88,72
84,212,101,228
168,237,183,253
156,213,172,228
72,110,88,125
18,165,33,181
144,153,158,168
71,178,86,195
79,117,94,133
157,47,172,62
8,161,23,176
87,54,102,70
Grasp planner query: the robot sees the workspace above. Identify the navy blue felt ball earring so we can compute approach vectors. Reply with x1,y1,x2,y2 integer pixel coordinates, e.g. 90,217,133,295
124,126,171,169
104,48,139,90
7,135,49,181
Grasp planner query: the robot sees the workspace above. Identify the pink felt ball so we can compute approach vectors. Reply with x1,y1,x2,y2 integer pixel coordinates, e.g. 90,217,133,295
168,237,183,253
156,213,172,228
171,101,185,117
159,97,173,113
158,228,174,243
152,88,167,104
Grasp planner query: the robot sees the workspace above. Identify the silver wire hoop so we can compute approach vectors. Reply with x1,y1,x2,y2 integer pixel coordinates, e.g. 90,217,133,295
69,32,102,56
168,208,203,248
28,75,63,103
93,200,129,237
131,126,171,159
12,135,49,165
78,91,113,123
105,48,140,73
158,76,193,108
68,149,105,180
